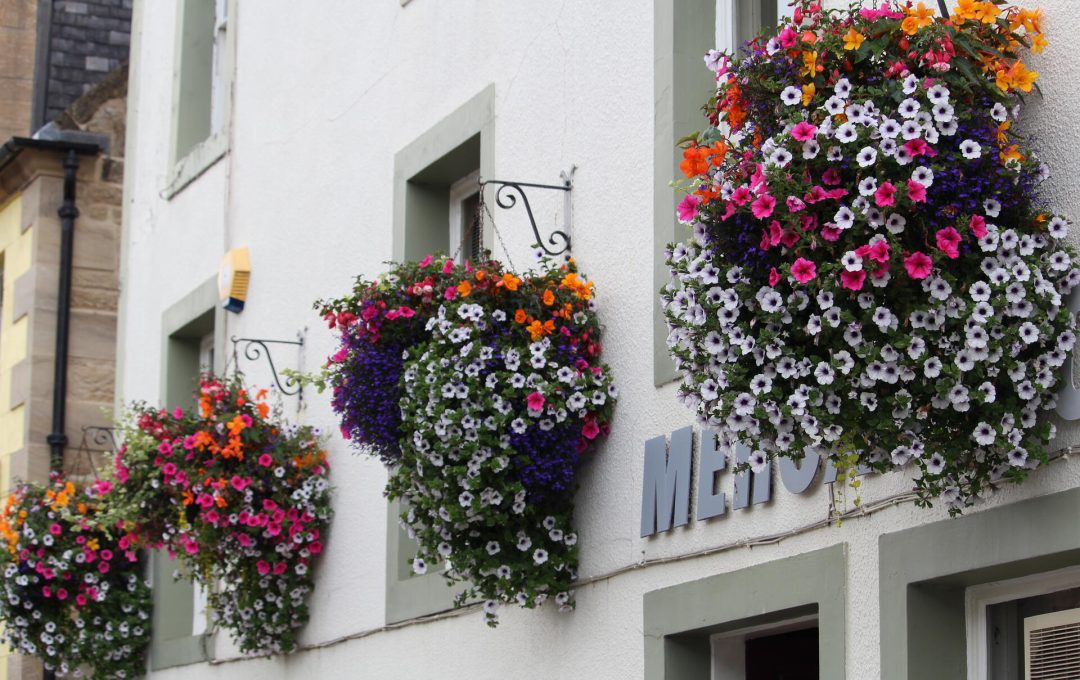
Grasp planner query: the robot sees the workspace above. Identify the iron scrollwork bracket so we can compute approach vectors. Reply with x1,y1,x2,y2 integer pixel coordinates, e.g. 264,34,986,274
479,166,575,257
230,333,305,399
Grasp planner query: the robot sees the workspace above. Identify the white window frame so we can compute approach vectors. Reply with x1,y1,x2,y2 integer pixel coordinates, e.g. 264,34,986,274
965,564,1080,680
710,613,818,679
210,0,229,136
715,0,793,54
192,331,215,636
448,169,481,263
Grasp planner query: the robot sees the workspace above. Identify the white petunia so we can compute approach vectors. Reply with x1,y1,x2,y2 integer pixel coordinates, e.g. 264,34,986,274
960,139,982,159
781,86,803,106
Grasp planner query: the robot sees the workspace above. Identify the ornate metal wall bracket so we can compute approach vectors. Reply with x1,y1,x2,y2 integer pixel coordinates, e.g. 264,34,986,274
81,426,118,453
230,334,304,397
479,166,575,256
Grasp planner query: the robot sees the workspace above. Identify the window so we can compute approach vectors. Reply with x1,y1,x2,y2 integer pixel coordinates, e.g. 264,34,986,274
715,0,792,55
152,277,224,668
388,86,494,622
653,1,793,385
167,0,236,197
965,566,1080,680
449,170,483,263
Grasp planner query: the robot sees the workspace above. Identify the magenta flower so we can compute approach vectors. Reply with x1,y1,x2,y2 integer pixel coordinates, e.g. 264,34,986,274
969,215,988,238
903,251,933,279
418,254,433,268
840,269,866,290
791,121,818,141
526,391,546,412
874,181,897,207
790,257,817,283
751,193,777,219
907,180,927,203
677,194,702,223
935,226,962,259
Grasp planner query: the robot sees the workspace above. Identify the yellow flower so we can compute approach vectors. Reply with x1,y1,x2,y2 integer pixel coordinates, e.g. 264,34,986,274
801,82,816,107
842,28,864,51
800,50,819,77
902,2,936,35
1030,32,1048,53
953,0,978,21
973,1,999,24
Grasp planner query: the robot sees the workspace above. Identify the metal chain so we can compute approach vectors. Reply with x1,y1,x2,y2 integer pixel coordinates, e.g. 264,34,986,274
478,187,518,272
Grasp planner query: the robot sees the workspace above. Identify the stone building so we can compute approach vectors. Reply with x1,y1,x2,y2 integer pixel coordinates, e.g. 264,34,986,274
0,0,131,141
0,63,126,680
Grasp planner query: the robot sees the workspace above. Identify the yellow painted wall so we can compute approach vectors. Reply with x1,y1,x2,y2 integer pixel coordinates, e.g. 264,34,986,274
0,192,29,677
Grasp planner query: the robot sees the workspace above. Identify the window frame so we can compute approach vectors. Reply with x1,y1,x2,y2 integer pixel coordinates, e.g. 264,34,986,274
151,276,226,669
387,85,494,624
164,0,238,199
448,169,482,263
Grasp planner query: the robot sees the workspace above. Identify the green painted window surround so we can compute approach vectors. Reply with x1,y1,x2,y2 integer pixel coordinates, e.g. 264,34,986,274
164,0,237,199
879,486,1080,680
150,276,226,670
643,544,847,679
386,85,494,624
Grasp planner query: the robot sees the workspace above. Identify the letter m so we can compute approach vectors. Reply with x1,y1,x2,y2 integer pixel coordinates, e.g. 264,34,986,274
640,427,693,537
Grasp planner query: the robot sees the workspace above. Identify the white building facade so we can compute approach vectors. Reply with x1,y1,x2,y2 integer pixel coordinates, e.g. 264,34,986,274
115,1,1080,678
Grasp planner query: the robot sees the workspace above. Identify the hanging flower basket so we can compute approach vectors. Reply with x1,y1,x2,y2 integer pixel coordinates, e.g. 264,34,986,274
0,475,151,679
317,254,615,624
107,376,332,654
662,0,1079,512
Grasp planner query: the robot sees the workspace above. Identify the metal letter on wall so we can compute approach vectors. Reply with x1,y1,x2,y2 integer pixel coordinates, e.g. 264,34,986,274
732,442,772,510
779,447,821,494
696,429,727,521
640,427,693,537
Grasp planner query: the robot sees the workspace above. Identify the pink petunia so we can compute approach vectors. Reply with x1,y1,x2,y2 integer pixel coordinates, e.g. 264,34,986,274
526,391,545,412
779,26,799,48
874,182,897,207
790,258,818,283
443,286,457,300
258,453,273,467
677,194,702,223
786,196,806,213
969,215,988,238
935,226,962,258
840,269,867,290
731,186,753,206
769,267,781,287
442,258,454,274
822,168,842,186
821,226,842,241
903,139,930,158
582,419,600,440
751,194,777,219
804,186,829,204
780,230,800,248
419,254,433,268
906,180,927,203
791,121,818,142
903,251,933,279
257,560,271,575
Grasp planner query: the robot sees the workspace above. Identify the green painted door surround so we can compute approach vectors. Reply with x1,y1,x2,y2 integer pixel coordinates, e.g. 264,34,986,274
644,544,847,679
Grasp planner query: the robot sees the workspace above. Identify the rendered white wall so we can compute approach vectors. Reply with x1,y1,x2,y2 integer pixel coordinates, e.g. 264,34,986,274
118,1,1080,678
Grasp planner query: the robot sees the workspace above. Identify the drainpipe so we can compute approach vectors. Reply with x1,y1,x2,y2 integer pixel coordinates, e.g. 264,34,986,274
45,149,80,471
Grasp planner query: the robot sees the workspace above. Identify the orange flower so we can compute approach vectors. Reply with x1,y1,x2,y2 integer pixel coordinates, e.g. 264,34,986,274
526,320,545,340
1030,32,1048,53
842,28,864,51
457,280,472,297
543,319,555,334
514,309,527,324
953,0,978,21
996,120,1011,145
257,402,270,418
501,273,521,291
800,50,820,77
542,289,555,306
226,415,247,436
801,83,816,107
475,270,486,281
995,61,1038,93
